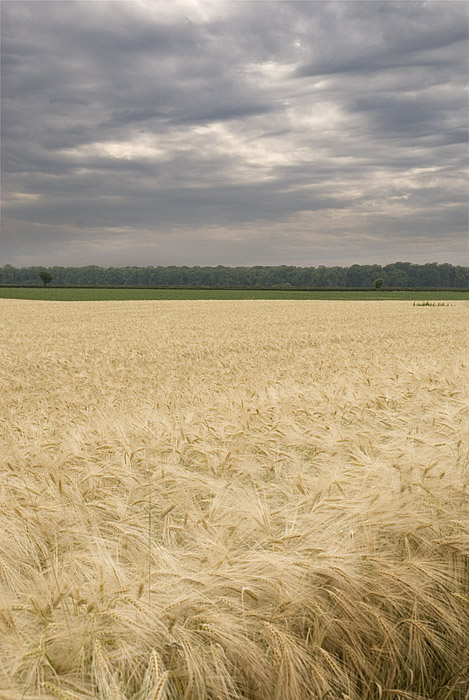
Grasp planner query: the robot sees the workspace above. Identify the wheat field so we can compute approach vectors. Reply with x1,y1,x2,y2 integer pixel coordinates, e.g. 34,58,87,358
0,299,468,700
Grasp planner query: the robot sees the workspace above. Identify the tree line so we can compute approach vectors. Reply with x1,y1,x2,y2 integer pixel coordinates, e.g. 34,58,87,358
1,262,468,288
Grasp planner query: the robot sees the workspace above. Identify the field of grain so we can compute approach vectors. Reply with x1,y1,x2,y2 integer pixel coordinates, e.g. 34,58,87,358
1,300,468,700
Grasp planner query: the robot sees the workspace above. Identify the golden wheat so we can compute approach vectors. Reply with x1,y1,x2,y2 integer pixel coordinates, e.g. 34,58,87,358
0,300,468,699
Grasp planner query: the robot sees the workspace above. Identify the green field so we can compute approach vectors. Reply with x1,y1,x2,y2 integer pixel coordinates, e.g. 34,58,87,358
0,287,468,301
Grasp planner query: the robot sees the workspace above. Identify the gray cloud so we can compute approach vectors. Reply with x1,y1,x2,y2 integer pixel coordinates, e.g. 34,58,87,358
1,0,468,267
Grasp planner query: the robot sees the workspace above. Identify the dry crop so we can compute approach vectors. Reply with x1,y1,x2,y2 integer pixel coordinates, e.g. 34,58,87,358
0,299,468,700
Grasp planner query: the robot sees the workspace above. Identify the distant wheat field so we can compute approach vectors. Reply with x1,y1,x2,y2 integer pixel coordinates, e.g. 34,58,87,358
1,300,468,700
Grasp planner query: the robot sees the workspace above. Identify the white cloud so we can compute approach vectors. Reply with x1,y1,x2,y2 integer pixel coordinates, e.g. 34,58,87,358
58,135,168,162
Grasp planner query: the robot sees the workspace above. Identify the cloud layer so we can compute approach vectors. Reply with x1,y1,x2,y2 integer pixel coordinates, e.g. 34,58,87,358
2,0,468,266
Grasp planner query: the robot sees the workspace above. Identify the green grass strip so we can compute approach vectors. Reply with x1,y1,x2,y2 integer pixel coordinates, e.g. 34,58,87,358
0,288,468,301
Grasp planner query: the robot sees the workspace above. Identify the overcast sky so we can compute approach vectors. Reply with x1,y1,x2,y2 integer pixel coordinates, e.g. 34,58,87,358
1,0,468,268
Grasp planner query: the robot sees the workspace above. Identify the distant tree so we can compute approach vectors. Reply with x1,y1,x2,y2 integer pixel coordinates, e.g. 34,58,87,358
454,266,469,287
0,263,465,289
1,264,15,284
39,270,52,286
416,262,439,287
374,278,384,290
345,264,364,287
383,265,408,287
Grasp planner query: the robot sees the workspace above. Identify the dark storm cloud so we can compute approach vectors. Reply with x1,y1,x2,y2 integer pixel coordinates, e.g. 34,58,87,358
1,0,468,267
295,0,468,76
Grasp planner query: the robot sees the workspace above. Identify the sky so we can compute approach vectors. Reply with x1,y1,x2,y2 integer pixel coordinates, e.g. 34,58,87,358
1,0,468,268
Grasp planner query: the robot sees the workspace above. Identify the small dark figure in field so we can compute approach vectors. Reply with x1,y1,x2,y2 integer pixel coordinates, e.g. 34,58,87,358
413,301,451,306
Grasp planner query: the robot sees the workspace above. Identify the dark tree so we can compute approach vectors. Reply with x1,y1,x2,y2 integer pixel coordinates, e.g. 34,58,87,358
0,263,466,288
374,278,384,290
39,270,53,286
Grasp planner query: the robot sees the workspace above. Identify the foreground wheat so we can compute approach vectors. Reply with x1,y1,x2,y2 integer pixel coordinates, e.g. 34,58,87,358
0,300,468,700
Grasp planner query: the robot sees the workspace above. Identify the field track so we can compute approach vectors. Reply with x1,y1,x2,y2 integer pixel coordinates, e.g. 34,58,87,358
1,300,468,699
